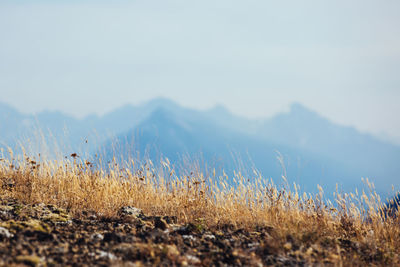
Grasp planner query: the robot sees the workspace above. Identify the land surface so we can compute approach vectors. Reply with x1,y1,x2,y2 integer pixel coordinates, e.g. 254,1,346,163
0,197,396,267
0,157,399,266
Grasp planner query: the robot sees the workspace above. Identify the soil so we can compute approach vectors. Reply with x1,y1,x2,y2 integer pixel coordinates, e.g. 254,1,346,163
0,198,380,267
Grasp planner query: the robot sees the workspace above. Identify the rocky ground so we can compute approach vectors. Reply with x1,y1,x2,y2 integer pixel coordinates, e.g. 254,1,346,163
0,197,388,267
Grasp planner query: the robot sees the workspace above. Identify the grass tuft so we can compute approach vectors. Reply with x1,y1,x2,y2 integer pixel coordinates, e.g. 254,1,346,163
0,149,399,265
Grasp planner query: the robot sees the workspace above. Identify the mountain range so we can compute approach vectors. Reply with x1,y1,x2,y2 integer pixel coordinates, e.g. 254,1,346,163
1,98,399,198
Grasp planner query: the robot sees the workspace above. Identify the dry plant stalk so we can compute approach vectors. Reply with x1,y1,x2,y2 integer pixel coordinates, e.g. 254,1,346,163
0,149,399,265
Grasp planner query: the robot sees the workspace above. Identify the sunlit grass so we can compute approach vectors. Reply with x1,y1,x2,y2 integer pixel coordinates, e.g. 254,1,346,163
0,147,399,265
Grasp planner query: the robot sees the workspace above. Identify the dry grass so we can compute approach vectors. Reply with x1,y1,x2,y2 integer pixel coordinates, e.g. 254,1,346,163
1,148,400,265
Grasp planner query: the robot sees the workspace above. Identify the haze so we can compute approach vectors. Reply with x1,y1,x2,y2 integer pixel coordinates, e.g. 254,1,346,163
0,0,399,143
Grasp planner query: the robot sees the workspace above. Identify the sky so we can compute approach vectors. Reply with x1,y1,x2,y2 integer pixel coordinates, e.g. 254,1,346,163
0,0,400,143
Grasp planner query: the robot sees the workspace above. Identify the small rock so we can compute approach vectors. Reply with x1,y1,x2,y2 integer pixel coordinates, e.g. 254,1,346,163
185,255,201,264
91,233,104,242
204,234,216,240
56,219,73,226
0,226,13,240
248,242,259,248
182,235,196,242
97,250,118,260
118,206,143,218
88,214,98,220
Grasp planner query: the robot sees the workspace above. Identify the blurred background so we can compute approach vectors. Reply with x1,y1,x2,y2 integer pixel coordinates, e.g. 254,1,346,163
0,0,399,198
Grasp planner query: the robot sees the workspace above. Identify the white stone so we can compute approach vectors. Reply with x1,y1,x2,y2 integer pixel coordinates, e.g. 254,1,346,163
0,227,13,239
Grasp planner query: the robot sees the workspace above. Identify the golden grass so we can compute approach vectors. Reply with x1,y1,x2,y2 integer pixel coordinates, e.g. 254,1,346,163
1,148,400,265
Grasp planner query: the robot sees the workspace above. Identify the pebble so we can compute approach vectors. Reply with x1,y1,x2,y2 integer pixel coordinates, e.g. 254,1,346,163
97,250,118,260
185,255,201,264
118,206,143,218
0,226,13,239
204,234,216,240
90,233,104,242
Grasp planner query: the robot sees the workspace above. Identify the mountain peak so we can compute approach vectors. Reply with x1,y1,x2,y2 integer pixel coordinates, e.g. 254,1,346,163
145,97,179,109
289,102,315,115
0,102,22,116
136,106,193,134
286,102,323,122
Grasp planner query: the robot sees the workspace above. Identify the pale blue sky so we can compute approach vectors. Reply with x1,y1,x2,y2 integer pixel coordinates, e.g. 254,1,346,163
0,0,399,143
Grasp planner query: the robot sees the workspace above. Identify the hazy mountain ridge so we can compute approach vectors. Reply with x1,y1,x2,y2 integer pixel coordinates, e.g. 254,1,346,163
99,103,394,196
0,98,185,155
1,99,399,197
258,103,400,188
